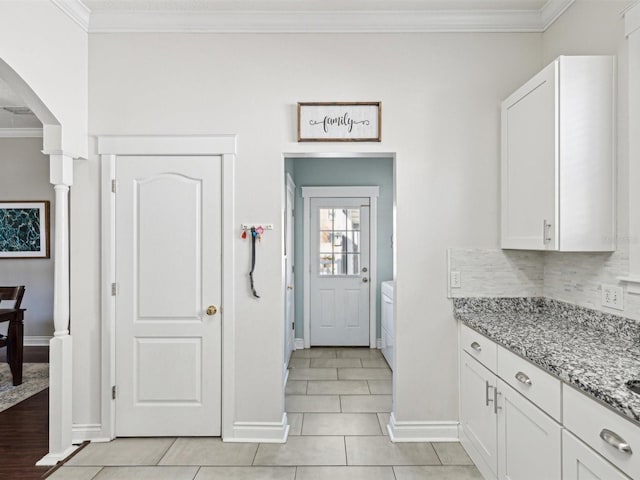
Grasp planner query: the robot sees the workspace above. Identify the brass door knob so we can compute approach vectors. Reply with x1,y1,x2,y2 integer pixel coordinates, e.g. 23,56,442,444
287,285,294,290
206,305,218,316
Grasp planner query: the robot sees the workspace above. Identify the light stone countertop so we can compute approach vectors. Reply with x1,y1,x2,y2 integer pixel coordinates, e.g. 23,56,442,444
453,297,640,425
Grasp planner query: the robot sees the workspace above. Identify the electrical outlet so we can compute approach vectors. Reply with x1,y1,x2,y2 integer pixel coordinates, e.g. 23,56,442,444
450,271,461,289
601,284,624,310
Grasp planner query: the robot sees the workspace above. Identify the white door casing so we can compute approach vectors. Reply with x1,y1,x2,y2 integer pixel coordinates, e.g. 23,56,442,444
115,155,222,436
310,197,370,346
284,173,296,369
302,186,379,349
98,136,258,443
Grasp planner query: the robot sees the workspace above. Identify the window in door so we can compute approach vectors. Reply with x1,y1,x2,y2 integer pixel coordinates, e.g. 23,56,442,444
318,207,361,276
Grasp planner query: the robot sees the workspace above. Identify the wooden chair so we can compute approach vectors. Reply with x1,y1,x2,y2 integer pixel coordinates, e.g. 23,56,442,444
0,286,26,385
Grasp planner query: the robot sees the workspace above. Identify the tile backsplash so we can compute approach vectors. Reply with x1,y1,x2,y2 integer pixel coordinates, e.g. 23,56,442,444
448,247,640,321
447,248,543,297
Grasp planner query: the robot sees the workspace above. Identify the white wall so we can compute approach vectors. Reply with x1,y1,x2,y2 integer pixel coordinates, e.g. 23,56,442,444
0,1,88,157
0,137,54,339
541,0,640,319
74,32,542,432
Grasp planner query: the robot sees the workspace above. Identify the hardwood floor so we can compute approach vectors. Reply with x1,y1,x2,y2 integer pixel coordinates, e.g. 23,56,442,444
0,388,51,479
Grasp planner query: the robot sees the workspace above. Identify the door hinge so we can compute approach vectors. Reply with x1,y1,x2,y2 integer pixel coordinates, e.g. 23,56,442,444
111,283,118,296
111,179,118,193
112,385,117,399
292,265,295,274
292,322,295,330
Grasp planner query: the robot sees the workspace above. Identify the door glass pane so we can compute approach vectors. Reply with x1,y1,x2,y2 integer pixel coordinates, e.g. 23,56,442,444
319,254,334,275
317,207,362,276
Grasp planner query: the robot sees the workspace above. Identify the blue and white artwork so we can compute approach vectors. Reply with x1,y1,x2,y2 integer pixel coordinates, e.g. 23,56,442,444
0,201,50,258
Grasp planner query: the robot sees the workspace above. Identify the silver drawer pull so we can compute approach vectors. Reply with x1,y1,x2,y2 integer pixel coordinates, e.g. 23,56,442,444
515,371,532,386
485,381,493,407
470,342,482,352
600,429,633,455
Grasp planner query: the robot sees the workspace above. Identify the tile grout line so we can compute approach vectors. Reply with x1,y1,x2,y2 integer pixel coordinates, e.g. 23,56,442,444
156,437,179,465
191,466,201,480
432,442,444,465
251,440,260,466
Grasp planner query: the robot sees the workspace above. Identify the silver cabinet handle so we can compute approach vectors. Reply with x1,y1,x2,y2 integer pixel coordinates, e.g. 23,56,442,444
494,387,501,414
470,342,482,352
543,220,552,244
362,277,369,283
600,429,633,455
485,381,493,407
515,371,532,386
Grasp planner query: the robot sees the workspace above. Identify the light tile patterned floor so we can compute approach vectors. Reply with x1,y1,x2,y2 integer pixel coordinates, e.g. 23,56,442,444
50,347,482,480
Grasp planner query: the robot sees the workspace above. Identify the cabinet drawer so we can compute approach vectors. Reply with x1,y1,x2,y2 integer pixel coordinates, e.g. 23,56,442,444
497,345,561,421
461,324,497,373
563,430,631,480
564,385,640,479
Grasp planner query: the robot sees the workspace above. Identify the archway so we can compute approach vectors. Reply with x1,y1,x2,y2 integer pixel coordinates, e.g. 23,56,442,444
0,57,75,465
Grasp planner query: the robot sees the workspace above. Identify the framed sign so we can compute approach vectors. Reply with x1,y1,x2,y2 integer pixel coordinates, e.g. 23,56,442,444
0,201,50,258
298,102,381,142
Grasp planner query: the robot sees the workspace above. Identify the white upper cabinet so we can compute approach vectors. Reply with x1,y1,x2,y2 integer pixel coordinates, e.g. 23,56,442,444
501,56,616,251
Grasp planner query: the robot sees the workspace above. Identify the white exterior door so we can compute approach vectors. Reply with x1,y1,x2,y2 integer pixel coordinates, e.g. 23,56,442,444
310,197,370,346
115,155,222,436
284,174,296,368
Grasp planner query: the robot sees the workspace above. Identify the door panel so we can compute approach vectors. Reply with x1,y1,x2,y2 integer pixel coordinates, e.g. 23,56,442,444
115,155,221,437
460,352,498,476
310,198,370,346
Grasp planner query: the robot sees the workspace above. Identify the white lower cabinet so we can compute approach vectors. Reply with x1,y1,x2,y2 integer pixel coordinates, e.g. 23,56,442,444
459,326,638,480
460,352,498,478
497,379,561,480
460,350,560,480
563,430,631,480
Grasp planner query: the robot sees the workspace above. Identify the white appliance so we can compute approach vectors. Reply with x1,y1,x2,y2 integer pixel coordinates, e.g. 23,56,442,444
381,280,394,370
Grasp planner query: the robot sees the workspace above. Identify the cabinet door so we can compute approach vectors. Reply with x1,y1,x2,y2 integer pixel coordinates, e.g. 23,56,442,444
460,352,498,477
563,430,631,480
497,379,561,480
501,61,558,250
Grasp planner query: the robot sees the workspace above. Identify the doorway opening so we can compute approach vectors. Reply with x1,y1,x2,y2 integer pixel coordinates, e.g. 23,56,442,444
283,154,395,364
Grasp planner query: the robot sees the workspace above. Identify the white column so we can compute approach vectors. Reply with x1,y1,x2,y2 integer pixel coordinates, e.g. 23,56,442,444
37,153,77,466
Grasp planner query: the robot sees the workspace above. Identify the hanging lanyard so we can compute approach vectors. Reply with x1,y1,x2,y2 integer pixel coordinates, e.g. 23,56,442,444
249,227,260,298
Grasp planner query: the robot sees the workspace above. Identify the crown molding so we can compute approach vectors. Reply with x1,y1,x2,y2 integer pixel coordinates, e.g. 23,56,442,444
540,0,575,29
625,0,640,36
0,128,43,138
51,0,91,32
85,1,575,33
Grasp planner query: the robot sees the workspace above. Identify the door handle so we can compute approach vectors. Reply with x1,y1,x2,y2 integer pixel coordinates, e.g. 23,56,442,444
543,220,552,244
485,381,494,407
470,342,482,352
362,278,369,283
494,387,501,414
206,305,218,316
287,285,293,290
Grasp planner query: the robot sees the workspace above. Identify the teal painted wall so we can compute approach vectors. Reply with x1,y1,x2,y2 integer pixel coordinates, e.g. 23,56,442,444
288,157,394,341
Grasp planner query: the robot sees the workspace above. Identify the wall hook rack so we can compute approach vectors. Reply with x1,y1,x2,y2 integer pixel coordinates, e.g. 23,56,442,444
240,224,274,231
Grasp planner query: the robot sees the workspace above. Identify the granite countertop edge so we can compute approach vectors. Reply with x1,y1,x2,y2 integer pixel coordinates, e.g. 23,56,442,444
453,297,640,426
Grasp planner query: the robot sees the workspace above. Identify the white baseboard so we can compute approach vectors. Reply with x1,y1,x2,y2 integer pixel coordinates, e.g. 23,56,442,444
294,338,305,350
36,445,79,466
24,336,52,347
223,413,289,443
72,423,111,443
387,412,459,442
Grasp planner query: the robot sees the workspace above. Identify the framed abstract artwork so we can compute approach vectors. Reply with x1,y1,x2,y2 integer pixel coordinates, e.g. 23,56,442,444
0,201,50,258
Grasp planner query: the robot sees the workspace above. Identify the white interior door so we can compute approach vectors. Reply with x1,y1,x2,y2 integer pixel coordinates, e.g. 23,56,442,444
310,197,370,346
115,155,222,437
284,174,296,368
